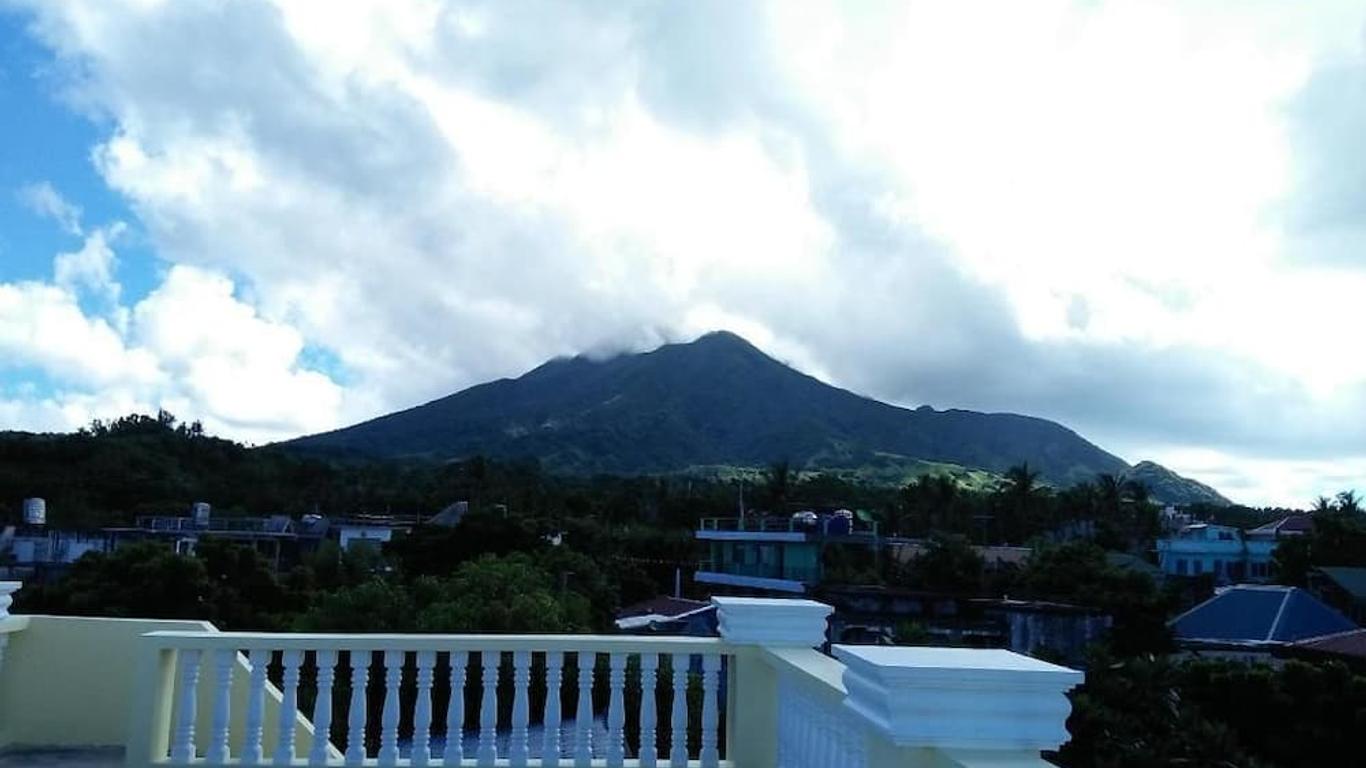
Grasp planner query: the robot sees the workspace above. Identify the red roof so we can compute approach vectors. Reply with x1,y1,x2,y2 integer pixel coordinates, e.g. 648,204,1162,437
1292,628,1366,660
1248,514,1315,538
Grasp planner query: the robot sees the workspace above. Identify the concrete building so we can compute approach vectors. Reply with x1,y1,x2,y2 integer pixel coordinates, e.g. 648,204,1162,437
694,511,880,594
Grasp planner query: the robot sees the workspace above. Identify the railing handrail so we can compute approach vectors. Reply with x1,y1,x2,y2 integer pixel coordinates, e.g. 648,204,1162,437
142,630,735,656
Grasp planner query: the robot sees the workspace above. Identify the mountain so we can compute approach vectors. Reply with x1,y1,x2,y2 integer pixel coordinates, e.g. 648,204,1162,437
1123,460,1232,507
287,331,1140,486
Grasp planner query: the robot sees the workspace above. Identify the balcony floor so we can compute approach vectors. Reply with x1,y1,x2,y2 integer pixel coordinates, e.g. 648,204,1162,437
0,747,123,767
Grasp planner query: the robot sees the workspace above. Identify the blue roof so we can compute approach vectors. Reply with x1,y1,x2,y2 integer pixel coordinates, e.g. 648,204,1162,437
1171,585,1356,644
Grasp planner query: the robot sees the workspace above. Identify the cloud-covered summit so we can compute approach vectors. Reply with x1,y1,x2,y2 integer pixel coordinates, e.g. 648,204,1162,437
2,0,1365,504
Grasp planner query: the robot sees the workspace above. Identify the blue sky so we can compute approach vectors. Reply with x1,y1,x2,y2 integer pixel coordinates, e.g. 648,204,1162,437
1,0,1365,506
0,13,153,296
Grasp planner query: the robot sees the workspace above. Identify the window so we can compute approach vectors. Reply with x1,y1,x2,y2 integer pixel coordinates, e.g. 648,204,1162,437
1176,559,1188,575
1194,560,1205,574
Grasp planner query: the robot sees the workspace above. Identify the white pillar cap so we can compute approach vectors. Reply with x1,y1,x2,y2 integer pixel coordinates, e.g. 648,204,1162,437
712,597,832,647
834,645,1083,751
0,581,21,621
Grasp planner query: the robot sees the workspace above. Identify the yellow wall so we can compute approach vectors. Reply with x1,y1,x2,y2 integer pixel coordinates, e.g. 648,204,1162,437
0,615,334,759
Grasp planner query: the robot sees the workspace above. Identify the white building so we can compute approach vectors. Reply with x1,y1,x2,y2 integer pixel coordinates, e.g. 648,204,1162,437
1155,516,1310,583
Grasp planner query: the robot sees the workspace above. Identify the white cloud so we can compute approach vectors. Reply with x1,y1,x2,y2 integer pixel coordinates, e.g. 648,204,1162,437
17,181,84,236
0,256,343,443
53,224,125,304
4,0,1366,504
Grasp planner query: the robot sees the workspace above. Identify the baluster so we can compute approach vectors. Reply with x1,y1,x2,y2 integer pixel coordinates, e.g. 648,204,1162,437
345,651,370,766
542,652,564,768
207,648,235,763
574,652,595,767
508,651,531,766
668,654,689,767
310,651,338,766
376,650,404,766
273,649,303,766
412,651,436,767
170,648,202,763
638,654,658,768
606,653,626,767
700,654,720,768
444,651,468,767
477,652,499,765
243,649,269,766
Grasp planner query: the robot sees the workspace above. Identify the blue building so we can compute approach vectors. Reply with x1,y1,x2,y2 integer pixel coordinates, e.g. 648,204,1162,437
1155,515,1311,583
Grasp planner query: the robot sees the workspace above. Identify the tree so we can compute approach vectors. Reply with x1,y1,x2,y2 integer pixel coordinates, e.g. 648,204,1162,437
1334,489,1361,515
1272,536,1313,586
1014,542,1172,656
19,542,213,620
900,534,984,593
764,459,792,511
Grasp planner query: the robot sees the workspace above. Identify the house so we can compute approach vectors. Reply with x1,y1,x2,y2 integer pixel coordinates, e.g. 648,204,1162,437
694,510,879,594
0,525,109,582
1156,523,1273,582
1307,566,1366,624
1246,513,1314,539
1170,584,1357,662
0,584,1085,767
1287,628,1366,668
614,596,718,636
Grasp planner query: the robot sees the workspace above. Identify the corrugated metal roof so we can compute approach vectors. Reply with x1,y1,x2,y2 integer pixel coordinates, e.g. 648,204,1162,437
1317,566,1366,601
1171,585,1356,644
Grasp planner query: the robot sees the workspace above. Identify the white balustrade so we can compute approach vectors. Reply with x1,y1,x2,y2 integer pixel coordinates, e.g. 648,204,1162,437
118,600,1083,768
207,648,235,763
379,650,404,765
411,650,436,767
668,653,688,768
131,634,732,767
0,581,20,621
170,648,202,763
542,651,563,768
345,651,369,765
445,651,467,767
242,648,269,765
274,649,303,765
638,653,659,768
477,652,499,763
700,654,721,768
574,651,594,767
509,650,531,766
311,650,338,766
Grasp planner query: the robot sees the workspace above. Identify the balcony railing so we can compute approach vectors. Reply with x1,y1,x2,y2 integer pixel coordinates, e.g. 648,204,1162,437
698,517,879,538
0,586,1083,768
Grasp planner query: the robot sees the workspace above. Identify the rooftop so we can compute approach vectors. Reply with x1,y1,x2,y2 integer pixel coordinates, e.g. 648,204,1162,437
1170,585,1356,645
0,584,1081,768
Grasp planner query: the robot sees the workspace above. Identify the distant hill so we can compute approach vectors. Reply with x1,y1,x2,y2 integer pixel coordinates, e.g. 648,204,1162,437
1123,460,1233,507
287,331,1137,486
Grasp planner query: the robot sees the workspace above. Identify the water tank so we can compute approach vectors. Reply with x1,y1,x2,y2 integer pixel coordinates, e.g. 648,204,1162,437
192,502,212,527
22,497,46,526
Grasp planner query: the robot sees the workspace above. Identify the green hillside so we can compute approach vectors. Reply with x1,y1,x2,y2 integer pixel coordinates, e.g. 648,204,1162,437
287,331,1131,486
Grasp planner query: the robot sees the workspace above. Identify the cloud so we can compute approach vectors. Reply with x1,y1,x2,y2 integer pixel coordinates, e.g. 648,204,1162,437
18,181,82,235
53,224,124,304
0,248,343,442
4,0,1366,505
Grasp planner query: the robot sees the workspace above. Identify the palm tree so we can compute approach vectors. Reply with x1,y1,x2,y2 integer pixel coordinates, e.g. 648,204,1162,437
1311,495,1335,514
765,459,792,512
1334,489,1361,515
